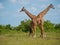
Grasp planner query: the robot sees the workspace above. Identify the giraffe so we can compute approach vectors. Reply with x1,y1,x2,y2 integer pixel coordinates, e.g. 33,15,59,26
20,7,37,38
37,4,55,38
20,4,55,38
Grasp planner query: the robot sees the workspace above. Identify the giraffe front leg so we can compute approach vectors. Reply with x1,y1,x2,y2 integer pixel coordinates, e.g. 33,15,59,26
30,21,37,38
29,21,36,38
31,23,36,38
29,22,33,37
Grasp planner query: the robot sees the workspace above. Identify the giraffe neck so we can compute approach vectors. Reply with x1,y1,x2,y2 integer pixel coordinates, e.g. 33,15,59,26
42,6,51,15
37,5,51,17
23,9,36,19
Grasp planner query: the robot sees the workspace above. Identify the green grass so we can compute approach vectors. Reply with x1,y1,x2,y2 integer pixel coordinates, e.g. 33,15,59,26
0,31,60,45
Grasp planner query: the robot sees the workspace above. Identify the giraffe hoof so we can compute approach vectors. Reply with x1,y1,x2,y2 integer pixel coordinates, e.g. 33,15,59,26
40,34,46,38
33,35,36,38
43,35,46,38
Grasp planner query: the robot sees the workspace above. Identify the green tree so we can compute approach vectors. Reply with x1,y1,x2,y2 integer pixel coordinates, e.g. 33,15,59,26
44,20,55,31
55,24,60,30
18,20,31,32
5,24,12,30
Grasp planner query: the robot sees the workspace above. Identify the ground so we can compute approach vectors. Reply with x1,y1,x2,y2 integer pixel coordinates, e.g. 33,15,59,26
0,31,60,45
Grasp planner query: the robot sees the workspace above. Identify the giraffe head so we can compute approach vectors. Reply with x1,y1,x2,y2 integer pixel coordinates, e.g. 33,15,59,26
49,4,55,9
20,7,25,12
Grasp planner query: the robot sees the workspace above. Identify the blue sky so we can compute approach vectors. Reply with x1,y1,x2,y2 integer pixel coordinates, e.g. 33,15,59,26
0,0,60,26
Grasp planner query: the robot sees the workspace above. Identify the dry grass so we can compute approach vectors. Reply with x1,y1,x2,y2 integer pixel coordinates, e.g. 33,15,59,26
0,32,60,45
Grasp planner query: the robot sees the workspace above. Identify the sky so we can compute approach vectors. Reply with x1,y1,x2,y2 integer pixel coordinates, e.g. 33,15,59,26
0,0,60,26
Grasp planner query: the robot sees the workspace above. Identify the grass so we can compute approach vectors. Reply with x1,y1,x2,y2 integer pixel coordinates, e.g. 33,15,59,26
0,30,60,45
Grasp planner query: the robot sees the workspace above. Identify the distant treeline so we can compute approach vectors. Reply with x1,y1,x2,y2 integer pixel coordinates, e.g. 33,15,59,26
0,20,60,34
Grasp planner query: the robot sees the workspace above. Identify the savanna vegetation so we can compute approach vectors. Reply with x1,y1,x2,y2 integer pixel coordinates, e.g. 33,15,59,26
0,20,60,45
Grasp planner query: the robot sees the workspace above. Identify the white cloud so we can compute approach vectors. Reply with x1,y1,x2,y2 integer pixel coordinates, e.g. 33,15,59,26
19,1,25,5
19,0,30,5
8,0,17,3
39,4,48,8
30,7,37,12
0,3,4,9
41,4,46,8
57,4,60,8
39,0,48,2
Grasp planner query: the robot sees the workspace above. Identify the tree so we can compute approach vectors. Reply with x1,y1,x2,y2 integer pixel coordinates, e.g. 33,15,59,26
55,24,60,29
5,24,12,30
44,20,55,31
18,20,31,32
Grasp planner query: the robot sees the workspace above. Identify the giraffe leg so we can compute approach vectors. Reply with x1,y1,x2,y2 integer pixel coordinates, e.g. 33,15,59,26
29,21,33,37
29,27,32,37
29,21,37,38
40,24,44,38
38,24,44,38
30,22,36,38
40,24,46,38
29,21,36,38
38,21,46,38
33,25,36,38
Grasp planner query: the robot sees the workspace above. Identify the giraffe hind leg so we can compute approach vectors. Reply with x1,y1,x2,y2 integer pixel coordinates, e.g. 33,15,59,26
38,23,46,38
32,25,36,38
